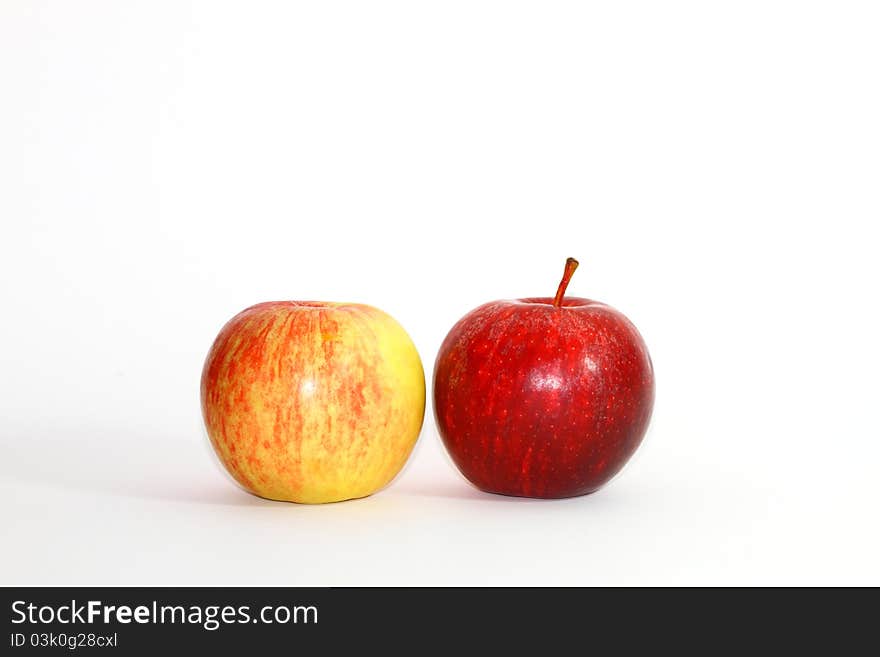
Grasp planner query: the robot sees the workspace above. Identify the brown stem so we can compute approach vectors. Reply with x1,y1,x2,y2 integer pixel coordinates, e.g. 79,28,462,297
552,257,579,307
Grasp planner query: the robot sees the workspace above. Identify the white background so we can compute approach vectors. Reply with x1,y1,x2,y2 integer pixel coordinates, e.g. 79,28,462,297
2,1,878,585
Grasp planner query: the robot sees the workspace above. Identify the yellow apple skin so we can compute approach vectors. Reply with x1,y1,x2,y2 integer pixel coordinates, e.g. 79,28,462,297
200,301,425,503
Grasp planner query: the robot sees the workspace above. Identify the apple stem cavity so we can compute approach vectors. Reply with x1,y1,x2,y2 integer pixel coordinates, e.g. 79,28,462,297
552,257,580,307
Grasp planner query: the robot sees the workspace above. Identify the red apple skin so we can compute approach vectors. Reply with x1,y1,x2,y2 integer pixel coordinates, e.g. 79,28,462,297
433,297,654,498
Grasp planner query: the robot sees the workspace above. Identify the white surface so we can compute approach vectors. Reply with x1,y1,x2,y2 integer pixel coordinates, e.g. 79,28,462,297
2,1,879,585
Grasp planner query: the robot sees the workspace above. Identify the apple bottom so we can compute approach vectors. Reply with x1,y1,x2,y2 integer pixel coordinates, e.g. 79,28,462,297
469,479,604,500
441,422,648,500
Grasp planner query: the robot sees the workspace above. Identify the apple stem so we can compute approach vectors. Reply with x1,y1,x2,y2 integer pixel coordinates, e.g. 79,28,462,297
552,257,579,307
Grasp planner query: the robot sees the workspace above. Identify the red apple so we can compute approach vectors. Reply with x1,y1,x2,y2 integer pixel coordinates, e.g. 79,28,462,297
433,258,654,498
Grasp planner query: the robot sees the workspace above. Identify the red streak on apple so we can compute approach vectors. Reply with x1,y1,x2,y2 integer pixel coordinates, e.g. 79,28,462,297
433,259,654,498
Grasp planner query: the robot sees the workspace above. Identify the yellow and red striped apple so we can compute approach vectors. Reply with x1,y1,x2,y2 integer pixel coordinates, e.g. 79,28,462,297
201,301,425,503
